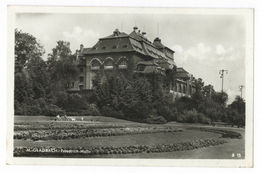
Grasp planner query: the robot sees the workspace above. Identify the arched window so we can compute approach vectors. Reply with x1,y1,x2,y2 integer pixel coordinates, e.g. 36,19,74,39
104,57,114,70
118,57,128,69
90,58,102,70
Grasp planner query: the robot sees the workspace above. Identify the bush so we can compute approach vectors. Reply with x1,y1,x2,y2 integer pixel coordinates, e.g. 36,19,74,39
44,104,65,116
177,109,210,124
157,105,178,121
85,104,101,116
14,101,26,115
14,101,43,116
175,96,196,112
177,109,198,123
197,112,211,124
100,106,124,118
144,115,167,124
25,105,42,115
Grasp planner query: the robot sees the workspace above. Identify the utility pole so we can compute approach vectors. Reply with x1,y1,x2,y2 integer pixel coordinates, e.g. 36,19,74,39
219,69,228,92
239,85,244,98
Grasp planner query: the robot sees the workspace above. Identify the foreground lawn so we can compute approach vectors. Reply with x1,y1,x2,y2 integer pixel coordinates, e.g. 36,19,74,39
13,115,245,159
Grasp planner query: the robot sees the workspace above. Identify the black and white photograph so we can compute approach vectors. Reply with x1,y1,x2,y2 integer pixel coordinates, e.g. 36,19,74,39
5,6,254,167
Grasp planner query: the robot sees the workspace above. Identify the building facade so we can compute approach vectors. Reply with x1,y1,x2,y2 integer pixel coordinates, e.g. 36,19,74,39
68,27,196,99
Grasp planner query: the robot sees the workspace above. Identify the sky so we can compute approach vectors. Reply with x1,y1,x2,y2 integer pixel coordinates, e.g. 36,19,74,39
15,13,246,103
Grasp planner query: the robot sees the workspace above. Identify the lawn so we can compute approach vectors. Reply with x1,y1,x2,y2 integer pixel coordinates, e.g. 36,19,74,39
13,116,245,159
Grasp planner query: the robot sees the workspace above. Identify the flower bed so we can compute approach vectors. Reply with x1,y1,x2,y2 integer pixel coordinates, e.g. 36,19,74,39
14,127,183,141
14,122,125,131
188,127,242,139
14,138,227,157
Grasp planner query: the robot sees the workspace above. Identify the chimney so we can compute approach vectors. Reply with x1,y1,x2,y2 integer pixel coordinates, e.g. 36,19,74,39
80,44,84,52
141,31,146,36
133,26,138,32
113,28,120,36
153,37,161,44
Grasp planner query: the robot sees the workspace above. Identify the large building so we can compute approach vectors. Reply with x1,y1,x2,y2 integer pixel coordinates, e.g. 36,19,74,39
69,27,196,99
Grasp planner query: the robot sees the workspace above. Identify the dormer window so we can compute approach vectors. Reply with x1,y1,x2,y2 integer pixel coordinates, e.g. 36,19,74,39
101,46,106,50
137,64,145,71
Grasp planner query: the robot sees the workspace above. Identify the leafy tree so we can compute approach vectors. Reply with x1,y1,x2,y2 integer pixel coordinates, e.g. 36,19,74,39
202,84,215,98
14,29,67,116
14,71,33,103
226,96,245,127
15,29,45,72
26,57,50,99
14,29,46,105
212,91,228,106
191,78,205,109
229,96,245,114
47,41,79,92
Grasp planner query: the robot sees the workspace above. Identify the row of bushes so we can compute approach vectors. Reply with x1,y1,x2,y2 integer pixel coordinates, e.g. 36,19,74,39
15,97,100,117
14,138,227,157
177,109,211,124
15,100,65,116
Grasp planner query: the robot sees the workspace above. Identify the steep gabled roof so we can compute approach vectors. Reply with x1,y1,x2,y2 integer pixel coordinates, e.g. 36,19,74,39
82,37,134,54
81,28,175,66
100,32,129,40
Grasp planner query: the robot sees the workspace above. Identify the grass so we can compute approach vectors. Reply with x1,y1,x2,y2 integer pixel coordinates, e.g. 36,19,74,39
13,115,245,159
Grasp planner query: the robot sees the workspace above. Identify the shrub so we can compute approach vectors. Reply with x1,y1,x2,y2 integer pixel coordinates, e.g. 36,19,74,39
100,106,124,118
86,104,101,116
14,101,26,115
122,101,151,120
175,96,196,112
177,109,198,123
25,105,42,115
197,112,211,124
44,104,65,116
157,105,178,121
144,115,167,124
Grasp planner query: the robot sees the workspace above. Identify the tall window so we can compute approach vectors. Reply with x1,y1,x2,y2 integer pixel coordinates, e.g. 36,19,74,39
104,57,114,70
90,59,101,70
80,67,84,73
79,85,83,90
79,76,84,82
118,58,127,69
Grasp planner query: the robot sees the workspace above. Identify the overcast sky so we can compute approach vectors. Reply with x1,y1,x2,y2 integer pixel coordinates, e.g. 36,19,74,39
16,13,246,103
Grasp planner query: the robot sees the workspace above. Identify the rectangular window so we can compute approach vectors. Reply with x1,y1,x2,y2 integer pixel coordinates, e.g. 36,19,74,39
79,76,84,82
80,67,83,73
79,85,83,90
